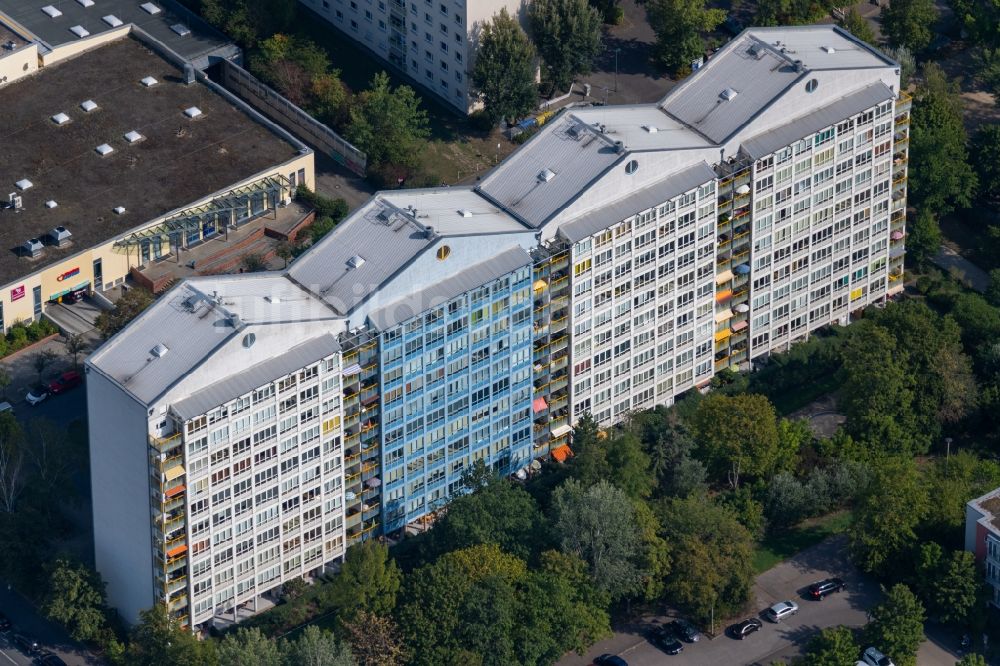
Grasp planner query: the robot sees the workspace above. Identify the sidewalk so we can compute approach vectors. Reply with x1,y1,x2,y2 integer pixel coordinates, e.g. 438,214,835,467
934,244,991,293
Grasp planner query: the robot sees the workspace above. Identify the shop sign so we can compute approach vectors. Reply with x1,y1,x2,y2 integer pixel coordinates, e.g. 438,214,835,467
56,267,81,282
10,285,25,301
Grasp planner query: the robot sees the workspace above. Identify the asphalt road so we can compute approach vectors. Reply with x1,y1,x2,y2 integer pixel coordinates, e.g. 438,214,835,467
560,536,880,666
0,584,101,665
12,385,86,430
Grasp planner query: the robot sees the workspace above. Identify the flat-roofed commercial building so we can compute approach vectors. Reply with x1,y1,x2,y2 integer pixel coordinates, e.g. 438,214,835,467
87,25,910,630
0,33,313,333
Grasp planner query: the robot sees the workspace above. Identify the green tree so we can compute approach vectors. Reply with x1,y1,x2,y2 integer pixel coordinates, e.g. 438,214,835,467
200,0,296,46
802,626,860,666
0,368,9,400
31,350,56,385
921,452,1000,545
566,414,611,488
633,500,673,601
281,626,355,666
95,287,154,338
604,432,655,500
647,0,726,75
241,253,268,273
530,0,603,91
908,209,942,268
909,63,977,215
987,269,1000,307
425,470,546,561
657,495,755,623
971,124,1000,205
328,540,401,621
864,584,926,666
850,457,928,576
218,628,282,666
65,334,87,368
550,479,642,599
346,72,429,172
42,559,107,642
957,654,988,666
341,611,406,666
126,604,218,666
884,46,916,87
881,0,938,52
472,9,537,124
918,549,979,625
691,393,780,489
839,8,876,44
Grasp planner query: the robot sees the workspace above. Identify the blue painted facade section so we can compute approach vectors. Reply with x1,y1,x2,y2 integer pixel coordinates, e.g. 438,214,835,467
378,264,535,532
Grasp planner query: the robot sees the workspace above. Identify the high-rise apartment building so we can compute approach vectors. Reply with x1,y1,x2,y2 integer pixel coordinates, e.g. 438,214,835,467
87,26,910,631
297,0,525,113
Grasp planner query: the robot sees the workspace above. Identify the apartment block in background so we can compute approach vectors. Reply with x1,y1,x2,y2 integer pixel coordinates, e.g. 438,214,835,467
298,0,525,113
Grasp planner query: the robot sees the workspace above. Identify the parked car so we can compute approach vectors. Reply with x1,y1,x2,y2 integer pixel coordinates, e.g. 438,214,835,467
37,652,68,666
12,633,40,654
0,611,10,630
728,618,763,639
862,646,896,666
670,618,701,642
594,655,628,666
47,370,82,395
808,577,846,600
26,386,48,406
0,401,14,415
765,600,799,622
650,626,684,655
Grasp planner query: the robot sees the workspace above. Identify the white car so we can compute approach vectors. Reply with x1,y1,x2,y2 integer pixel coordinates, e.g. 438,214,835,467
862,647,895,666
765,600,799,622
26,387,48,406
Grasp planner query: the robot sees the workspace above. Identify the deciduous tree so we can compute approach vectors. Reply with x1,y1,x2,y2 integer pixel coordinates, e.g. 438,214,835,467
802,626,860,666
42,559,107,642
647,0,726,75
282,626,355,666
328,540,401,621
971,124,1000,205
881,0,938,52
530,0,603,91
218,628,282,666
127,604,218,666
864,584,926,666
341,611,406,666
346,72,429,172
472,9,537,124
691,393,780,489
839,8,876,44
95,287,154,338
551,479,643,599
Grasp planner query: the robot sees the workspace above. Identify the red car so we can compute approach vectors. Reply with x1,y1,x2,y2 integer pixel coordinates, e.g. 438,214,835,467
48,371,82,395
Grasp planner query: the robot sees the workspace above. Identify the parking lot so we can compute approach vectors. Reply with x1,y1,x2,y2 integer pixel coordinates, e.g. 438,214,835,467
560,536,880,666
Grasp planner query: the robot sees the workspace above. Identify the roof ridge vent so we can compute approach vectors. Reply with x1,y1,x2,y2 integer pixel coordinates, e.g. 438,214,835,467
720,87,739,101
538,168,556,183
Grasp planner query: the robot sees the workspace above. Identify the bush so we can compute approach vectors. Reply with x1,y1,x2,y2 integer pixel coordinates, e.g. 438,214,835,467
296,185,349,221
468,109,496,133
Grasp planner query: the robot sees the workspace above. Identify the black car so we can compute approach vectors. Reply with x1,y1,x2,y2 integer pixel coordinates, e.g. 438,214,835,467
670,618,701,643
0,611,10,631
808,577,847,600
729,618,763,640
594,655,628,666
12,633,40,654
650,627,684,655
37,653,68,666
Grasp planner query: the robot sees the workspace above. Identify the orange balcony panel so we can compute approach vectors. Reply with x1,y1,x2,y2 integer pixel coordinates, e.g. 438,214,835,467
715,289,733,303
166,544,187,559
164,484,185,499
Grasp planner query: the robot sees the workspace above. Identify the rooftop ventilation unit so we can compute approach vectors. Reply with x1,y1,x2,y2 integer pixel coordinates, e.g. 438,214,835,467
80,99,98,112
45,200,57,209
151,343,169,358
642,125,658,133
51,112,70,125
102,14,123,27
140,2,162,14
265,295,281,304
140,76,158,87
22,238,43,257
183,64,195,84
793,59,804,72
15,179,32,191
47,226,72,246
41,5,62,18
69,25,90,38
95,143,113,156
720,87,739,101
538,168,556,182
183,106,202,118
76,0,94,7
458,209,472,218
347,255,365,269
821,46,836,54
124,130,143,143
113,206,126,214
171,23,191,36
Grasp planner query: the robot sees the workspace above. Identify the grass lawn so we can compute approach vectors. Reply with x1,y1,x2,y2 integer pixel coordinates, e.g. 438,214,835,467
752,510,853,574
